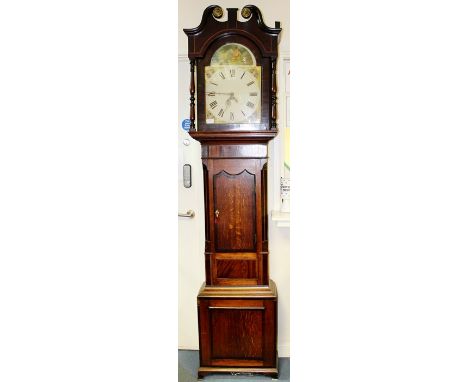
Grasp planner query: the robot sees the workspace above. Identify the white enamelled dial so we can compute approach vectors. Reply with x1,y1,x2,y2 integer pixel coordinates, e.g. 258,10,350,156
205,65,261,124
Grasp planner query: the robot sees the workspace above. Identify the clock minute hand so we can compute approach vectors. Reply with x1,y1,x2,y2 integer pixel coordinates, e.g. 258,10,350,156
205,92,235,95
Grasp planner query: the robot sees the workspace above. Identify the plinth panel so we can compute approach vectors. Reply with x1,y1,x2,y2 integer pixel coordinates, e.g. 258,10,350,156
210,307,263,359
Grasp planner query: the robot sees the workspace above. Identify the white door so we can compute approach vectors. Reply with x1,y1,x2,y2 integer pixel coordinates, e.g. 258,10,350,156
178,57,205,350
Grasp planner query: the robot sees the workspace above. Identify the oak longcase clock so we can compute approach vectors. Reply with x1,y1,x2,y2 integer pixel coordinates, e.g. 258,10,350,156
183,5,281,378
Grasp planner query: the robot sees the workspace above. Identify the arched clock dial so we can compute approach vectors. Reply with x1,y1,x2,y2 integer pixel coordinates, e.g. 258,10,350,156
205,66,261,124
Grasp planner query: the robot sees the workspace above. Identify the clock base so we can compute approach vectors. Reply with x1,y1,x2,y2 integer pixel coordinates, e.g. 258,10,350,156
198,365,278,379
197,280,278,379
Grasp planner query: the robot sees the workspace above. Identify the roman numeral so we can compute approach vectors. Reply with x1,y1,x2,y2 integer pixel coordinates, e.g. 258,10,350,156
247,81,254,86
230,112,234,120
218,108,224,117
249,92,258,96
246,101,255,108
219,72,225,79
210,81,218,86
210,101,217,109
230,69,235,77
207,92,215,96
241,110,246,116
241,72,246,79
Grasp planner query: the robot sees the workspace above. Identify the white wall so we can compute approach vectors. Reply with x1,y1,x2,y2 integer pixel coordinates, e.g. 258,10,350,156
178,0,290,357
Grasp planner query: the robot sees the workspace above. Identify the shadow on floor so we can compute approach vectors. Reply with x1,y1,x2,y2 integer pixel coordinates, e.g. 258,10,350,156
178,350,290,382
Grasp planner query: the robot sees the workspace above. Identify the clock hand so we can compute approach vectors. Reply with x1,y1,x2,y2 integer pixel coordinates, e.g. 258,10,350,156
205,92,235,95
225,93,239,104
226,96,236,109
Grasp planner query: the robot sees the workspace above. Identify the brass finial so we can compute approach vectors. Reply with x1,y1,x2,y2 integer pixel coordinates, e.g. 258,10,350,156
212,6,223,19
241,7,251,19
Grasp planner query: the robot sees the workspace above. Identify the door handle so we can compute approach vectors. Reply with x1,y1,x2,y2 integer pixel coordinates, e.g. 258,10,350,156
178,209,195,218
215,209,219,218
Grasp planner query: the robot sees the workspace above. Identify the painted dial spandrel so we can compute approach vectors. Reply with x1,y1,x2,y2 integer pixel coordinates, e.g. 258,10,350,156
210,43,255,66
205,66,261,124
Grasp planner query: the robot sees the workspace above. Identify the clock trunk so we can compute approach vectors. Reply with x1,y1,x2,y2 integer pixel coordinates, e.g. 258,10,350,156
201,144,269,287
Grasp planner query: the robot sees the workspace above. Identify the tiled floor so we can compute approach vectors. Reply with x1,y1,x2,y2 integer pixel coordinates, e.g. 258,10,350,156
178,350,290,382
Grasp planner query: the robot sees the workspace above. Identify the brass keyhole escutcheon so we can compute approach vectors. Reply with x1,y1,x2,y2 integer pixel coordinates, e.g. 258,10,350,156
215,209,220,218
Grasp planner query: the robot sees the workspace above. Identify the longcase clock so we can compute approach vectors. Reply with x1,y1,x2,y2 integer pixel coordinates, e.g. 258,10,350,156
183,5,281,378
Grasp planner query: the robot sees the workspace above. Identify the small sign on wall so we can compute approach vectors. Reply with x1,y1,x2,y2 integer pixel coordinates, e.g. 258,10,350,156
181,119,191,132
280,177,290,200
